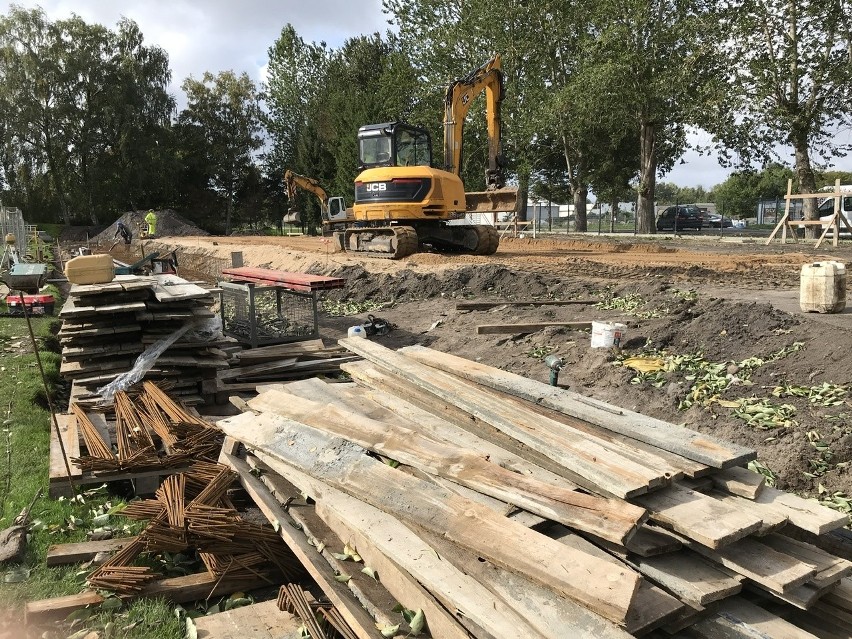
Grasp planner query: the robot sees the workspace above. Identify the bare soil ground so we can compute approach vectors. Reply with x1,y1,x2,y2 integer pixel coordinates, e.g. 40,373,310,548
162,233,852,505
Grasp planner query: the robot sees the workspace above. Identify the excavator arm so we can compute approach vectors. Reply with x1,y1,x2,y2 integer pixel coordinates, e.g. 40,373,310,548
443,53,506,190
284,170,329,213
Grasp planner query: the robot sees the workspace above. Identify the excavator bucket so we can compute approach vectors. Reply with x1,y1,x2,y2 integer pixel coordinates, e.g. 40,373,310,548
465,187,519,214
282,209,301,224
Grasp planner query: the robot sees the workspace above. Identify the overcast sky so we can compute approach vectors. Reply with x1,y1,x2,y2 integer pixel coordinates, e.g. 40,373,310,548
6,1,850,189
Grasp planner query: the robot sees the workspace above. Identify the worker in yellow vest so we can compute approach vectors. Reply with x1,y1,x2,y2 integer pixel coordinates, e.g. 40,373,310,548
144,210,158,238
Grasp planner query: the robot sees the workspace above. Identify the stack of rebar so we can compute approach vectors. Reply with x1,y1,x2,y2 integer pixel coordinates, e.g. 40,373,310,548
88,460,305,595
69,382,223,474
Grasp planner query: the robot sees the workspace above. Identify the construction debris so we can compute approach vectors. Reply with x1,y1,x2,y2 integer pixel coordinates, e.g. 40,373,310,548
58,274,233,406
215,340,852,639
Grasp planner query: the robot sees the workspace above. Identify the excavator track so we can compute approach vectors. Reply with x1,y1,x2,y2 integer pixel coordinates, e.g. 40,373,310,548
343,226,420,259
471,225,500,255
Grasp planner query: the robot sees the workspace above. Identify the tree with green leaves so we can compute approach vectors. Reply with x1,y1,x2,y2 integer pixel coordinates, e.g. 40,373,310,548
717,0,852,235
0,6,175,224
587,0,722,233
178,70,264,234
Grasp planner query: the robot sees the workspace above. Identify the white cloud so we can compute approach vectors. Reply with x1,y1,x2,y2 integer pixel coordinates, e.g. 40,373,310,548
6,0,388,98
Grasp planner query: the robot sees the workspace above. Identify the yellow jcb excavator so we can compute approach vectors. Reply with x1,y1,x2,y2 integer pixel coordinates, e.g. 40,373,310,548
341,53,518,259
283,169,352,227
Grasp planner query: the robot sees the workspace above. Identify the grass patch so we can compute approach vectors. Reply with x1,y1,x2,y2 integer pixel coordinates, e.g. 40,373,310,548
0,307,183,637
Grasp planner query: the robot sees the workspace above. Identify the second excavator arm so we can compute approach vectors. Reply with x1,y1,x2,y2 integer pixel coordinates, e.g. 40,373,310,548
443,53,506,190
284,170,330,213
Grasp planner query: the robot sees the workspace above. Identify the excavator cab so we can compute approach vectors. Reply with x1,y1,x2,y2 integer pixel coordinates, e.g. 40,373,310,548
358,123,432,169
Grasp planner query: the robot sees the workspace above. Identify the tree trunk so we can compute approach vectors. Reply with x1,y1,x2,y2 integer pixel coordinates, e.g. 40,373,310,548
793,135,818,237
516,168,530,222
637,118,657,234
44,140,71,226
611,197,619,232
573,186,588,232
225,193,233,235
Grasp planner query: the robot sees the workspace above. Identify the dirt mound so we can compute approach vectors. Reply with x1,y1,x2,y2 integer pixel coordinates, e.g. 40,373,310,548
323,263,574,304
91,209,208,244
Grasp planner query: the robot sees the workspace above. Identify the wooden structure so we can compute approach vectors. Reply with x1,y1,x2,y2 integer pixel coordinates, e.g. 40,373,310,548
766,178,852,247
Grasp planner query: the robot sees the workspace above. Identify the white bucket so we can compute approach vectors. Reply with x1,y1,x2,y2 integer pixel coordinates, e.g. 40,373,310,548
800,261,846,313
347,325,367,339
591,321,627,348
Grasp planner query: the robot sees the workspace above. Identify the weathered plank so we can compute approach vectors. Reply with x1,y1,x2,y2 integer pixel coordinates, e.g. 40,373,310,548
48,413,81,484
218,446,385,639
339,338,674,499
334,368,583,492
708,490,789,536
248,388,646,545
632,483,763,549
761,534,852,589
285,461,548,639
689,597,820,639
398,344,755,469
457,299,597,310
217,411,642,626
686,536,818,594
752,486,850,536
476,321,593,334
25,572,261,623
711,466,766,499
46,537,135,566
628,552,743,606
193,600,302,639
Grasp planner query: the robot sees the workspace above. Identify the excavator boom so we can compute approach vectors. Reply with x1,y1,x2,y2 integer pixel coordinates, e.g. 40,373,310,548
443,53,517,214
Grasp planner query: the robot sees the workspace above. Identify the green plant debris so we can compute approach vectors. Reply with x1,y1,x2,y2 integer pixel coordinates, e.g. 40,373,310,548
321,299,387,316
596,292,665,318
730,399,798,430
772,382,849,406
818,485,852,523
748,460,778,487
526,345,555,360
803,430,834,478
671,289,699,301
616,342,805,412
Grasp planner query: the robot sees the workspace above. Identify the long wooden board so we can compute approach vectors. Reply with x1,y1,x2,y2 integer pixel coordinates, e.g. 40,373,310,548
339,338,673,499
752,486,849,536
46,537,134,566
457,299,597,310
268,458,547,639
398,344,755,469
330,368,582,491
632,483,763,548
193,600,302,639
218,446,384,639
217,411,642,626
686,536,818,594
25,572,262,623
628,552,743,606
248,388,646,545
689,597,820,639
476,321,593,334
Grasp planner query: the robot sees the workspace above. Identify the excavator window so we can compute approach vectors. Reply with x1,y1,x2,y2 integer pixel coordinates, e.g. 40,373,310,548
358,122,432,169
359,135,392,166
395,128,431,167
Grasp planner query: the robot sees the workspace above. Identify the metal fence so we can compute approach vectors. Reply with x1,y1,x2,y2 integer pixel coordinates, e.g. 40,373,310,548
0,206,26,247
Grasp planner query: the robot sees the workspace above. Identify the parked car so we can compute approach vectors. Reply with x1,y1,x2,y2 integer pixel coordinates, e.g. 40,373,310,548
705,213,733,228
656,205,704,231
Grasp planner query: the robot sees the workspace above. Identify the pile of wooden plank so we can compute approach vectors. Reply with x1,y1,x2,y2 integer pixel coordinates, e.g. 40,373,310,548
50,381,223,496
58,274,234,405
216,338,360,393
217,338,852,639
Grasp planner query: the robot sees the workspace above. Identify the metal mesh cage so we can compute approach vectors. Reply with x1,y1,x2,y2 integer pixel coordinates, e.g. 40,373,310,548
219,281,318,347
